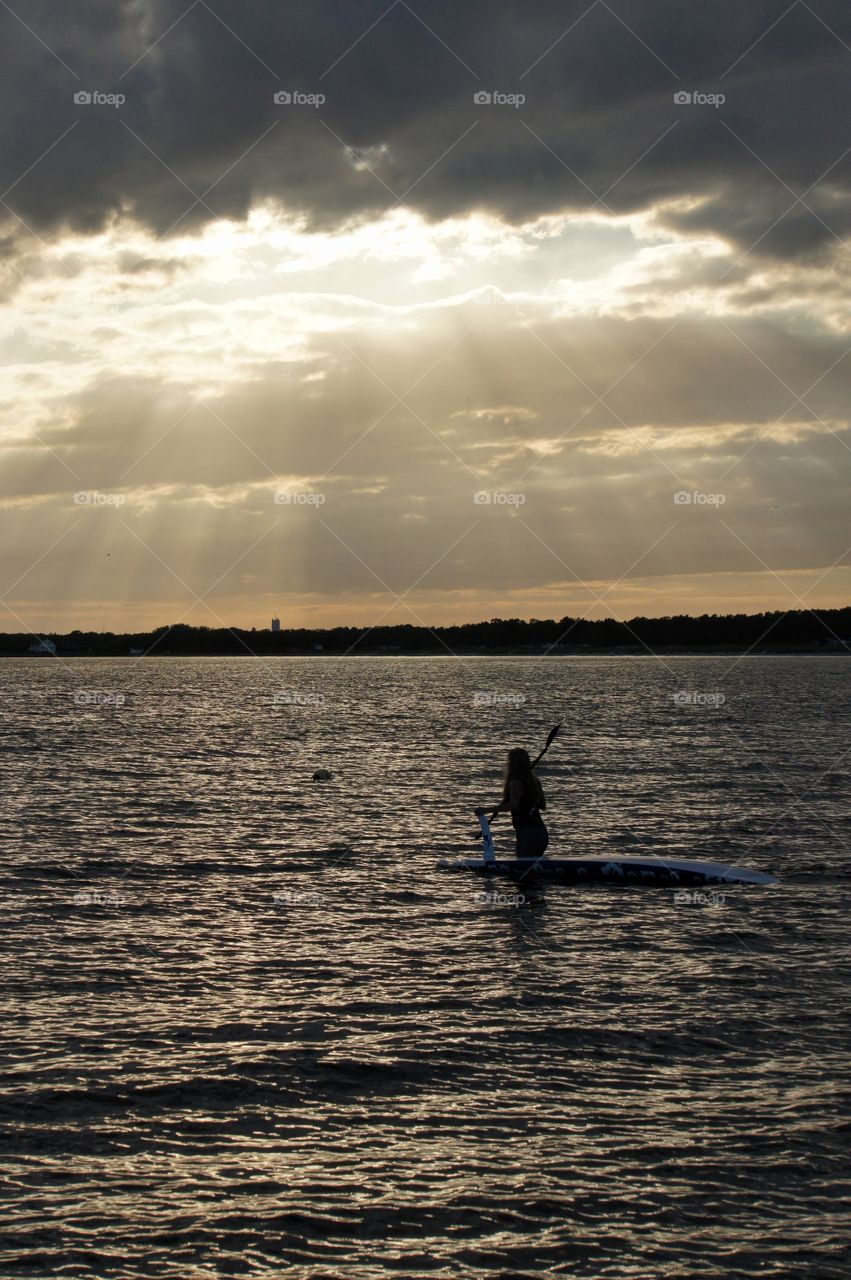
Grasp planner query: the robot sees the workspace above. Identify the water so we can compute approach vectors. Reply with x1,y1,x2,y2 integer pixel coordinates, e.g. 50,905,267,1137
2,656,849,1279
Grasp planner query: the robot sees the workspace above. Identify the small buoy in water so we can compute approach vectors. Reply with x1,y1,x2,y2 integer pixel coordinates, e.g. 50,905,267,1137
312,769,332,781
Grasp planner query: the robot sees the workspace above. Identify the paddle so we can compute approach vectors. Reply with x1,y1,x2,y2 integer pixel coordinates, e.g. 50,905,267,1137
530,722,563,769
471,723,562,840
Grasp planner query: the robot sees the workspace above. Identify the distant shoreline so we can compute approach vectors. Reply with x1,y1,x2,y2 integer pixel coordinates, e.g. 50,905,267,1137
3,607,849,658
3,645,849,659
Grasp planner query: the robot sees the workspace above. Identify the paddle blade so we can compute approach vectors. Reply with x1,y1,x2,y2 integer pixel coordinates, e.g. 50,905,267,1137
531,722,563,768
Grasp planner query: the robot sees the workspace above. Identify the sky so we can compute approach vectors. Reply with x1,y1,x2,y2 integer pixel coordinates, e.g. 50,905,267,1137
1,0,850,633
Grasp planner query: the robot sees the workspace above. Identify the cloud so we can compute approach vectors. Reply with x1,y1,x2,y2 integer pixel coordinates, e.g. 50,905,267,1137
1,4,849,629
2,296,849,624
1,0,850,263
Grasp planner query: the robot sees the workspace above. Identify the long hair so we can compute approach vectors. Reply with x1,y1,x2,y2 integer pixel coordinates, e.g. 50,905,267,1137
502,747,543,805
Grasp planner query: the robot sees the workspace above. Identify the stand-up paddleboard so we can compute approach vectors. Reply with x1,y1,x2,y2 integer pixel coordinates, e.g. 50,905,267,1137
438,815,778,886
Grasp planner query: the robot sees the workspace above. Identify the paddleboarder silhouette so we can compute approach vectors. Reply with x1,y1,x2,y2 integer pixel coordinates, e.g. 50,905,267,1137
478,746,549,859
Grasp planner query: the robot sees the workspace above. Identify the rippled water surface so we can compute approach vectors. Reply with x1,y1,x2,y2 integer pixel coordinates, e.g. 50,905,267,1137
2,656,850,1279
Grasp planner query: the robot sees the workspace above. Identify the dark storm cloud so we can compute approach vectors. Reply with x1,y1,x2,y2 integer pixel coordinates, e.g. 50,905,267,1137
2,0,850,259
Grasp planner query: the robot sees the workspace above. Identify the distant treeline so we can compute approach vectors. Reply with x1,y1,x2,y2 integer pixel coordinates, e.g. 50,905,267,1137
2,608,851,655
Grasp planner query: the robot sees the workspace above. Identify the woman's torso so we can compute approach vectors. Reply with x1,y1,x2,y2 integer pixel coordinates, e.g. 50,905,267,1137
510,776,546,829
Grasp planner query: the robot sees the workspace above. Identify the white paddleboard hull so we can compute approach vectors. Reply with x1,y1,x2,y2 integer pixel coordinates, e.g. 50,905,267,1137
438,854,778,886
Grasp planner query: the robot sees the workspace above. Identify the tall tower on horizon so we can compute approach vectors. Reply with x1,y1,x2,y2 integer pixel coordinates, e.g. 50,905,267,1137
271,616,281,632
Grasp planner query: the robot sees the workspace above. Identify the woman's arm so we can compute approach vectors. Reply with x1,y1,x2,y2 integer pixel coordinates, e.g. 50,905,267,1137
476,801,508,823
484,781,524,820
